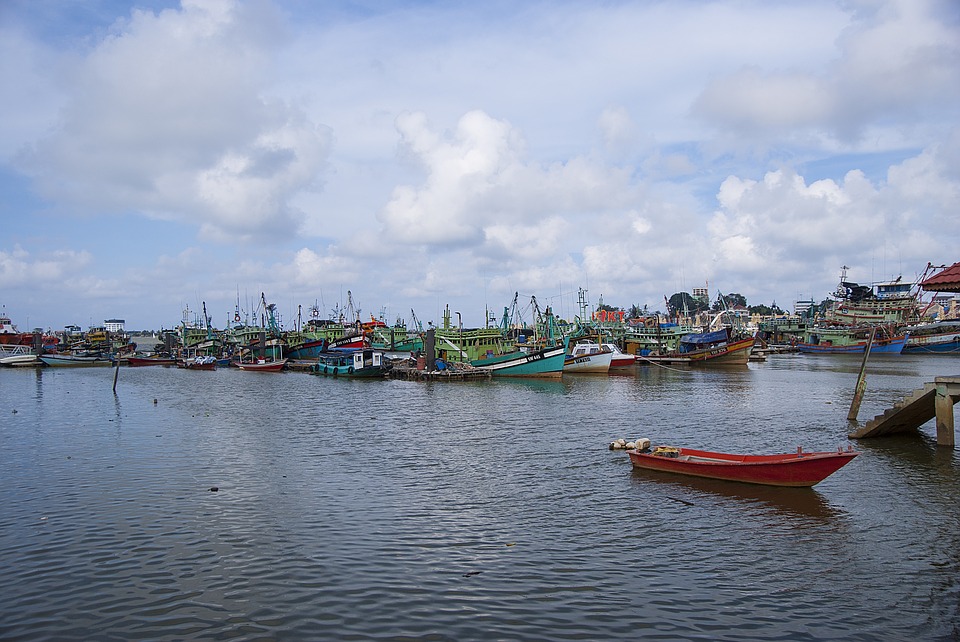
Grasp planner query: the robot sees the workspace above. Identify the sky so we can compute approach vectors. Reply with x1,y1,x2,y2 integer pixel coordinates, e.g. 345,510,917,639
1,0,958,331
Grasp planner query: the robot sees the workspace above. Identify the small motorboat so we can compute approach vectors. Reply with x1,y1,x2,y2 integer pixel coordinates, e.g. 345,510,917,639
627,441,859,487
237,358,287,372
180,355,217,370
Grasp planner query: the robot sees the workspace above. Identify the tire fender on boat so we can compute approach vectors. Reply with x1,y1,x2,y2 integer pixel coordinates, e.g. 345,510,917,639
348,366,354,374
644,317,656,328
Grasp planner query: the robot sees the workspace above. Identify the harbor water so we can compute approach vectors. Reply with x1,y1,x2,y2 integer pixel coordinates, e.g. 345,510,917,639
1,354,959,640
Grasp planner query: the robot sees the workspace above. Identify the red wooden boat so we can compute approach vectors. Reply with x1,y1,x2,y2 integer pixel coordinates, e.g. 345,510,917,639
627,445,859,487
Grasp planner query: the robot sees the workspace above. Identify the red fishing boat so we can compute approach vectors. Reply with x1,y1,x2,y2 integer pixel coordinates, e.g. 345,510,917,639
627,444,859,487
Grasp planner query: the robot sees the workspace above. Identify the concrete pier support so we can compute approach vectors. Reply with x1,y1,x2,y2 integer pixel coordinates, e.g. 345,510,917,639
849,375,960,446
935,378,958,447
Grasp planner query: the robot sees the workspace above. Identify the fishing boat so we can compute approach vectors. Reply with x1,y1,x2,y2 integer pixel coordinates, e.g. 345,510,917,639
627,443,859,487
796,326,908,354
901,319,960,354
180,355,217,370
0,345,39,367
39,353,114,367
678,329,755,365
603,343,637,370
470,344,566,378
310,349,391,378
237,357,287,372
127,355,178,367
564,341,614,374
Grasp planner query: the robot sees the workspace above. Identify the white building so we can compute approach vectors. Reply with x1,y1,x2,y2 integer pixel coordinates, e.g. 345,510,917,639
104,319,125,333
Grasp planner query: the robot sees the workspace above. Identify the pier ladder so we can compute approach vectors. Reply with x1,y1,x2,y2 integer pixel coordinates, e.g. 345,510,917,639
848,376,960,446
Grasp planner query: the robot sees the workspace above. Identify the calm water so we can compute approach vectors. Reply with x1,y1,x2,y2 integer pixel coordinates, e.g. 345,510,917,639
1,354,958,641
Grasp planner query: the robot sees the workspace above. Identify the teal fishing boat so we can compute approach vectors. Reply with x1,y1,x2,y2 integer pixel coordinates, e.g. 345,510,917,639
310,349,392,378
470,344,566,378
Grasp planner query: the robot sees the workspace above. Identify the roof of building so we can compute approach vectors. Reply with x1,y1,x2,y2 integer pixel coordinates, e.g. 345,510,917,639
920,262,960,292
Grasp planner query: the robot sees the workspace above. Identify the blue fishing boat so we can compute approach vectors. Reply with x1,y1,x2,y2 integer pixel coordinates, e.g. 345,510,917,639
796,326,908,354
901,320,960,354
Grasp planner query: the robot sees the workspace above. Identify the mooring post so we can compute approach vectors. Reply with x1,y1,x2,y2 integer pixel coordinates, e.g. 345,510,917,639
935,378,957,447
847,327,875,421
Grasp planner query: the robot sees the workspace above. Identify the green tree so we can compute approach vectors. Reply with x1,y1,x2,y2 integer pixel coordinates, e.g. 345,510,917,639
668,292,708,315
713,292,747,311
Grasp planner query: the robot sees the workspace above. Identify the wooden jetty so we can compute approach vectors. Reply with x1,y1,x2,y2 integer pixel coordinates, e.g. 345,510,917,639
390,363,491,381
849,376,960,446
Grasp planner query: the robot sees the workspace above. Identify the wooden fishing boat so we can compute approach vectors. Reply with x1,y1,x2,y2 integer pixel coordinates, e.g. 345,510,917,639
39,353,114,367
127,356,177,367
627,444,859,487
180,355,217,370
901,320,960,354
237,357,287,372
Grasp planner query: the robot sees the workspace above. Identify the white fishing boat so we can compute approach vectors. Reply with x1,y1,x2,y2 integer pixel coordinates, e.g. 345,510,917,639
0,345,39,367
563,341,613,374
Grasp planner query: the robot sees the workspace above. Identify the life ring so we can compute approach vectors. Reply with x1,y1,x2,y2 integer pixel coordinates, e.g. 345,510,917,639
644,317,657,328
234,313,241,322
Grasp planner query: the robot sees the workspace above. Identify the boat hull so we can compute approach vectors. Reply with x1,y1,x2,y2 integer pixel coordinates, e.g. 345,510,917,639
685,336,755,365
470,345,566,378
902,323,960,354
628,447,859,487
310,349,391,378
797,333,908,354
0,354,39,366
237,358,288,372
39,355,114,367
127,356,177,367
563,351,614,374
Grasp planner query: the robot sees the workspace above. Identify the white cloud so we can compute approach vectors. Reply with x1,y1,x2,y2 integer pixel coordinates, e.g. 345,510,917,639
0,245,93,287
693,0,960,143
16,0,331,241
379,109,641,249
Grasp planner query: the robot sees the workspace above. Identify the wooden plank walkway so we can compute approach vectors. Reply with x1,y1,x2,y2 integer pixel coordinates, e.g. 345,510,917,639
849,376,960,446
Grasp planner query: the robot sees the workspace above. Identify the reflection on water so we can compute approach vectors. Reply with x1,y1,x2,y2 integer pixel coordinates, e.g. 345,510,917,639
0,354,958,640
629,466,844,522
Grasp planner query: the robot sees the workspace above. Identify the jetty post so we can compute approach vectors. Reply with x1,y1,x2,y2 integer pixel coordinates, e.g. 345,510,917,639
847,327,875,421
935,379,958,447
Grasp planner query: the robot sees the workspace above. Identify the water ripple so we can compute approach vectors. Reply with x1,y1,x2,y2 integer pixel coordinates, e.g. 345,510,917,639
1,358,958,639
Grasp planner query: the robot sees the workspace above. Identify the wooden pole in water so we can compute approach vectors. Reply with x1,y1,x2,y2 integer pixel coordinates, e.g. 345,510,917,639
112,356,120,393
847,326,876,421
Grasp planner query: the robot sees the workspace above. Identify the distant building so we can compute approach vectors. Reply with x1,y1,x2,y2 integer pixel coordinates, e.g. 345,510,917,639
104,319,125,333
794,299,815,316
692,288,709,304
